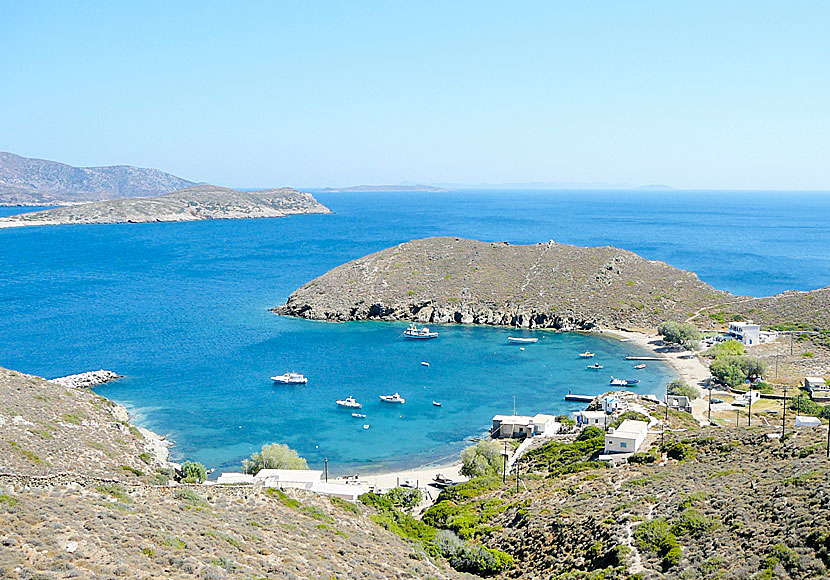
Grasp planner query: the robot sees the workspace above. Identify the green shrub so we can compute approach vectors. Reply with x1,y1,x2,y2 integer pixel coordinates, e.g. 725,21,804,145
635,518,678,564
434,530,513,575
265,487,301,508
242,442,308,475
708,339,745,358
662,442,695,461
384,486,423,510
658,321,701,349
672,508,718,537
96,484,131,503
628,449,659,464
662,545,682,568
709,356,766,387
610,410,649,428
181,461,207,483
174,488,209,508
120,465,144,477
460,440,504,478
330,496,361,515
666,379,700,400
788,396,830,419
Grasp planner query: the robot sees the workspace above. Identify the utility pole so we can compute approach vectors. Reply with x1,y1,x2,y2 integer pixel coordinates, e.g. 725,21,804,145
826,417,830,458
515,457,520,493
775,345,779,378
782,386,788,439
662,389,668,447
748,383,752,427
502,441,508,483
708,388,712,424
324,457,328,482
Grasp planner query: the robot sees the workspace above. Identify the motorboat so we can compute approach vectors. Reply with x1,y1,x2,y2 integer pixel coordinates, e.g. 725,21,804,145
634,363,647,369
432,473,454,487
351,412,366,418
336,396,362,409
380,392,405,404
363,424,370,429
586,363,604,370
403,323,439,339
271,372,308,384
579,351,595,358
432,401,442,407
421,361,430,366
625,379,640,385
610,377,628,387
507,336,538,344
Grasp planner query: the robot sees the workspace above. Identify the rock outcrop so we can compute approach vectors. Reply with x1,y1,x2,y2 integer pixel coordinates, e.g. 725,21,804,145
0,184,331,227
49,369,121,389
275,237,734,329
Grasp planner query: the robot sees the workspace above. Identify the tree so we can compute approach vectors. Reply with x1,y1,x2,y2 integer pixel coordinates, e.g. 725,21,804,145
384,486,423,510
460,440,503,478
181,461,207,483
243,442,308,475
658,321,701,350
666,379,700,400
709,356,766,388
707,339,745,358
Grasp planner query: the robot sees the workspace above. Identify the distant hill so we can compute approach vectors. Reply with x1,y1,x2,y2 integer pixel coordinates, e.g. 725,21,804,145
319,184,452,193
0,184,331,228
0,151,197,205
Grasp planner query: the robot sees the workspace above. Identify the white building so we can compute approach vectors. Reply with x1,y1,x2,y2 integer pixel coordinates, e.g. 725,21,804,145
491,414,559,438
805,377,830,402
216,472,255,485
604,420,649,454
796,415,823,428
666,394,692,414
255,469,324,489
727,321,761,346
602,396,620,413
573,410,608,428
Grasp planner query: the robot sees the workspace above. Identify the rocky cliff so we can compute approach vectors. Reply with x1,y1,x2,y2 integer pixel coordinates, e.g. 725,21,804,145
0,184,331,227
0,151,196,204
275,237,734,330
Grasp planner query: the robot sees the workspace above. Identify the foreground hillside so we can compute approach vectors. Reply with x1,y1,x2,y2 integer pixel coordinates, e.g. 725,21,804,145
0,368,465,579
0,151,195,204
276,237,733,329
0,184,331,227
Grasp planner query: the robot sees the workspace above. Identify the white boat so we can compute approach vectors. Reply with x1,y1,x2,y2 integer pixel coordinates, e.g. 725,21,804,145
507,336,538,344
379,392,405,404
403,323,439,339
610,377,628,387
586,363,604,370
432,401,441,407
421,361,430,366
634,363,647,369
271,372,308,384
579,351,595,358
363,424,370,429
351,412,366,418
336,396,362,409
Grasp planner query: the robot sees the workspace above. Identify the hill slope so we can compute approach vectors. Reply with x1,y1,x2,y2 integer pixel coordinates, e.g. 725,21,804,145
275,237,734,329
0,151,196,204
0,184,331,227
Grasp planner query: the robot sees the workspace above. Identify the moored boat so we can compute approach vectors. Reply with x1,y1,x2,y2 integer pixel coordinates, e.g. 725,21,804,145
421,361,430,366
351,412,366,418
380,392,405,404
579,351,595,358
336,396,362,409
610,377,628,387
507,336,538,344
432,400,442,407
586,363,604,370
403,323,438,339
634,363,647,369
272,372,308,384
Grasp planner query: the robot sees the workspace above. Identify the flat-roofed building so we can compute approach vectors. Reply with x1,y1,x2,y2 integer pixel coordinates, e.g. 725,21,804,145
604,420,649,454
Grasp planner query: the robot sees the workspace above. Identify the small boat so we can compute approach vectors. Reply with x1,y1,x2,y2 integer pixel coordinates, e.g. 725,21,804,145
634,363,647,369
586,363,604,370
620,338,634,342
351,412,366,418
336,396,362,409
432,401,442,407
379,392,405,404
610,377,628,387
507,336,538,344
421,361,430,366
433,473,454,487
363,424,370,430
403,323,439,339
271,372,308,384
519,347,525,351
625,379,640,385
579,351,595,358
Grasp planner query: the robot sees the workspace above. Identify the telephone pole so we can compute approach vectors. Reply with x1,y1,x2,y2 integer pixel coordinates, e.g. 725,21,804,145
782,386,788,439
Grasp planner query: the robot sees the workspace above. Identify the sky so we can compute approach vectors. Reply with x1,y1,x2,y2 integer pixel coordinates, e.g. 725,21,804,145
2,1,829,190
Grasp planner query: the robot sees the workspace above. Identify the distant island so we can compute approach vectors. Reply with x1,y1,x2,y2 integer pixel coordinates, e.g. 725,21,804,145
275,236,830,331
318,184,452,193
0,184,331,228
0,151,197,205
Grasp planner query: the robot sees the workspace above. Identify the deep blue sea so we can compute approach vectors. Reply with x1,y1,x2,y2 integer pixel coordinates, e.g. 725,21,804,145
2,190,829,474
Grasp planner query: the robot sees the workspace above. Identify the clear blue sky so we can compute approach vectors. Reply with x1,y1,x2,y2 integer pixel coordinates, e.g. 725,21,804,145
2,1,829,189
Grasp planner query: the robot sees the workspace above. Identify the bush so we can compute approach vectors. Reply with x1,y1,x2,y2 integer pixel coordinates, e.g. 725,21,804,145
577,425,605,441
667,379,700,400
658,321,701,350
434,530,513,576
708,339,745,358
709,356,766,387
672,508,718,537
242,442,308,475
610,410,649,428
635,518,681,568
788,396,830,419
628,449,659,464
181,461,207,483
384,486,423,510
460,440,504,478
662,441,695,461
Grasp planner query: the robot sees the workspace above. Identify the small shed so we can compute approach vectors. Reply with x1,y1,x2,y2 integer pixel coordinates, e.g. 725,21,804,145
604,420,649,454
491,414,559,438
255,469,324,490
666,394,692,414
574,410,607,428
805,377,830,402
216,472,255,485
795,415,823,428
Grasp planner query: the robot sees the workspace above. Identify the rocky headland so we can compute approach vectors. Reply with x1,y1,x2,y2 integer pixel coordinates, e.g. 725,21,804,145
49,370,121,389
0,184,331,228
0,151,196,205
275,237,830,334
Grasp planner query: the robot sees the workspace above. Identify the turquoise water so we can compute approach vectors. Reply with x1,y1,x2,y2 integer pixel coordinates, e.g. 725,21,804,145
1,190,828,473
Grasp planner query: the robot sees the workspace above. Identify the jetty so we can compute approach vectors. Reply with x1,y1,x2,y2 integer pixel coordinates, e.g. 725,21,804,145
624,355,667,361
564,393,595,402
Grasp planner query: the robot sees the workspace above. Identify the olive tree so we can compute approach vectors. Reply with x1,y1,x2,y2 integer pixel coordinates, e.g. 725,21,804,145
658,321,701,350
460,440,504,478
243,442,308,475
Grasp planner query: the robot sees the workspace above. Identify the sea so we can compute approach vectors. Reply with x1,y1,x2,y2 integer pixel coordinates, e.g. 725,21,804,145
1,189,829,474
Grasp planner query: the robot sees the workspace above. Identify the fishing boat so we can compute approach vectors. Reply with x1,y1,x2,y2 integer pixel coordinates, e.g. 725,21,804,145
421,361,430,366
634,363,647,369
363,424,370,429
507,336,538,344
432,473,454,488
271,372,308,384
625,379,640,385
579,351,595,358
403,323,438,339
610,377,628,387
336,396,362,409
586,363,604,370
379,392,405,404
432,401,442,407
351,412,366,418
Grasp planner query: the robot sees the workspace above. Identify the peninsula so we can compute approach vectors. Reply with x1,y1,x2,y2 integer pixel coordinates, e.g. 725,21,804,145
275,237,830,332
0,151,196,205
0,184,331,228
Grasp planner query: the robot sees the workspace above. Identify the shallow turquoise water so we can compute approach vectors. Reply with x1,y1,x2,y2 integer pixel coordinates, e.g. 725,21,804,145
1,190,827,473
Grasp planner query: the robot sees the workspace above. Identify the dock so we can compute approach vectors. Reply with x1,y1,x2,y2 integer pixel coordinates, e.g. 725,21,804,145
624,355,667,361
564,393,595,402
